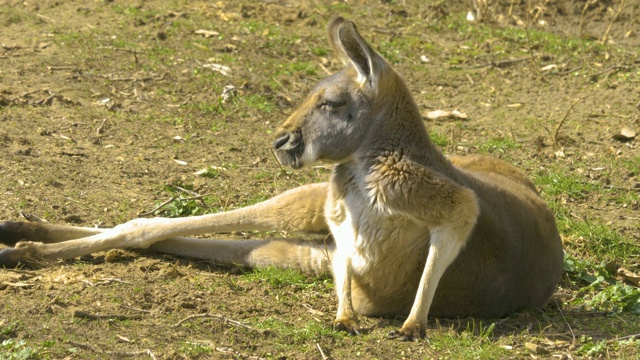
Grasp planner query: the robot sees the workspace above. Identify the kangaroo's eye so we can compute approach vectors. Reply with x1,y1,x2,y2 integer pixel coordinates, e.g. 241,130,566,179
319,100,345,110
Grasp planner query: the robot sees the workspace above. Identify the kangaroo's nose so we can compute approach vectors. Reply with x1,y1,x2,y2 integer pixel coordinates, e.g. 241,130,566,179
273,133,290,150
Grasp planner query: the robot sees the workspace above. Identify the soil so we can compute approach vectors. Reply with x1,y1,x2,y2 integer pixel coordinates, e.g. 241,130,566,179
0,0,638,359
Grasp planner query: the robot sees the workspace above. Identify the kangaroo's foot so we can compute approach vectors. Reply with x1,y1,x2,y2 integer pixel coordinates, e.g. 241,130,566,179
332,317,361,336
0,242,49,268
387,321,425,342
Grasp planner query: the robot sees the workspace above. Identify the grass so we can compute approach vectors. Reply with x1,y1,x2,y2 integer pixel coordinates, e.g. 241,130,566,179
535,172,599,200
535,169,639,263
150,184,221,217
1,0,639,358
534,162,640,358
428,325,510,360
0,339,36,360
178,341,213,357
255,319,342,344
243,266,330,291
429,131,449,148
0,7,31,26
0,322,37,360
476,137,519,154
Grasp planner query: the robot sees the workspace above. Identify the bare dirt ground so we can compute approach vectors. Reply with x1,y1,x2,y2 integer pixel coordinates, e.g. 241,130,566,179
1,0,639,358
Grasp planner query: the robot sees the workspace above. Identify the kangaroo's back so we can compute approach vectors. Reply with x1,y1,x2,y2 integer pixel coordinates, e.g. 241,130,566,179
344,151,563,318
433,155,563,317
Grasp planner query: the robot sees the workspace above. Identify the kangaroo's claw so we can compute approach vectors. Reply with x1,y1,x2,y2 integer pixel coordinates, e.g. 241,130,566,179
333,317,361,336
387,322,425,342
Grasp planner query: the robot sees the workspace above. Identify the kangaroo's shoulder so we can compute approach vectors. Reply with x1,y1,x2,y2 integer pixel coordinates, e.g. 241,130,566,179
327,149,479,225
447,154,538,193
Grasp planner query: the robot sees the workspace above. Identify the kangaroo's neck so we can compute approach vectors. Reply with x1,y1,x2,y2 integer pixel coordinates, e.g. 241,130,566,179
359,81,453,176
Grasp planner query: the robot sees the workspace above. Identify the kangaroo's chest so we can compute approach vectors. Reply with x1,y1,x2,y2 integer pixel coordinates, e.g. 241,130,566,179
326,174,426,273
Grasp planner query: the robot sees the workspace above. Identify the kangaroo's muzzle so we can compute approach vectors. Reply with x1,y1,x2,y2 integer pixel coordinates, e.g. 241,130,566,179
273,130,305,169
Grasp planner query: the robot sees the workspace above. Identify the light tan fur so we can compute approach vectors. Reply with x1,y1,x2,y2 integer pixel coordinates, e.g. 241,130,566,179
0,17,562,341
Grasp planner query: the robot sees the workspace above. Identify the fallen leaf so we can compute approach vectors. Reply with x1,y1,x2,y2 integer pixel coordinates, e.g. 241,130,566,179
525,342,549,355
202,63,232,76
302,303,325,316
194,166,227,176
540,64,558,72
612,125,636,141
618,267,640,287
427,109,468,120
116,334,131,342
466,11,475,21
194,29,220,38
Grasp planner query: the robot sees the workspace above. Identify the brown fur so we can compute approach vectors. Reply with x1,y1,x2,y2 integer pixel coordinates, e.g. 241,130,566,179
0,17,563,341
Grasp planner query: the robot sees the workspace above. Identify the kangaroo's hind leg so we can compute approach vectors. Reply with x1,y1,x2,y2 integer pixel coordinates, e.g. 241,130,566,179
150,236,335,276
0,183,330,268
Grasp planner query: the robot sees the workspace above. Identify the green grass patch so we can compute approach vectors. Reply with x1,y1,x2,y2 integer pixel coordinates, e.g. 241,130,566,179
536,170,638,263
0,339,37,360
243,266,329,291
253,318,342,343
564,253,640,316
444,12,608,60
429,322,509,360
429,131,449,148
178,341,213,357
560,219,638,262
476,137,519,154
0,7,31,26
151,183,221,217
535,172,598,200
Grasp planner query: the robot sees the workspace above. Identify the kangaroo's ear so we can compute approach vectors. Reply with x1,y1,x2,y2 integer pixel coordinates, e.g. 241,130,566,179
328,17,385,87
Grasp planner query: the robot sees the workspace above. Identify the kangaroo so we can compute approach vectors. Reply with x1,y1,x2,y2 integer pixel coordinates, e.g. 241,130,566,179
0,17,563,340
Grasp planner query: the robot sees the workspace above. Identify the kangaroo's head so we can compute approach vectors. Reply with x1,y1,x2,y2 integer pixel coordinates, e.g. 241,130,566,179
273,17,397,169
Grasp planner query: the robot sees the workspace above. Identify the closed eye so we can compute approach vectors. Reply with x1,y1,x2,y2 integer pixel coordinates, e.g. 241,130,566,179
318,100,346,110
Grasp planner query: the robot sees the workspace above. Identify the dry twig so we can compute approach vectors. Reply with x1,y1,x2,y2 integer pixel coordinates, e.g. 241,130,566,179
120,304,152,313
552,94,593,148
172,313,266,333
9,89,41,102
601,0,627,44
469,57,530,69
138,197,176,217
67,340,157,359
79,277,133,287
96,118,108,135
137,193,210,217
47,66,75,71
316,343,330,360
73,310,142,321
608,332,640,343
36,14,55,23
95,73,164,82
579,0,598,36
1,281,35,289
524,1,541,75
590,64,630,80
270,148,285,172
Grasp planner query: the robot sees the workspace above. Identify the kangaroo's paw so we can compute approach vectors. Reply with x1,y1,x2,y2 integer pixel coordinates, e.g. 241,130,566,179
0,247,20,268
387,321,425,342
0,242,46,268
333,317,361,336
